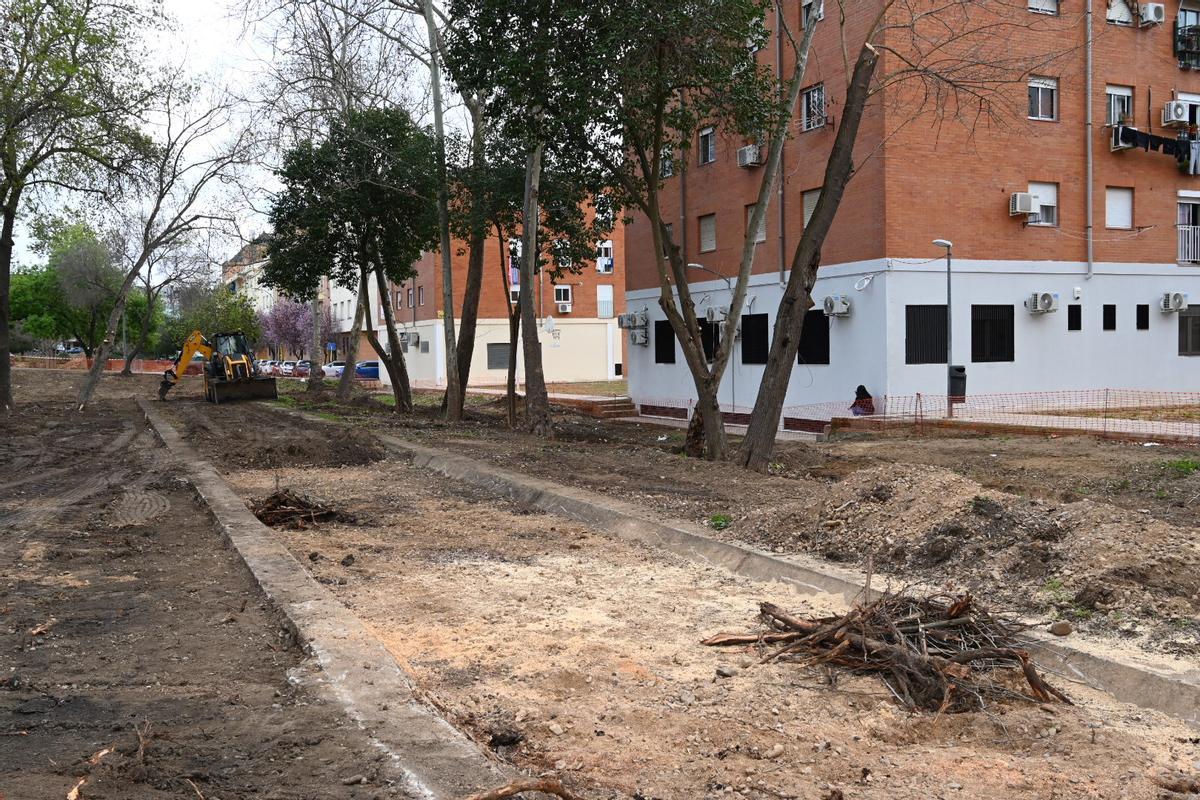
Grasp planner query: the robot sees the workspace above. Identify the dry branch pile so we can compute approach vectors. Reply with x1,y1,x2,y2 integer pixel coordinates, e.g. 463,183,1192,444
704,593,1071,713
249,489,350,529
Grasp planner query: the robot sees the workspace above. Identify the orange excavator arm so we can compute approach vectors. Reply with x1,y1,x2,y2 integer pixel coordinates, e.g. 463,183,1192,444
157,330,212,400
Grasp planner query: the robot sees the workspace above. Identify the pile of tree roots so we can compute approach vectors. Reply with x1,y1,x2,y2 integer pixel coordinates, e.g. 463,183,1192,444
249,489,349,529
704,593,1071,713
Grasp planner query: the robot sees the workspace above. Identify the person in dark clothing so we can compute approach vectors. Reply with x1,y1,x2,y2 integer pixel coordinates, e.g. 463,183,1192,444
850,385,875,416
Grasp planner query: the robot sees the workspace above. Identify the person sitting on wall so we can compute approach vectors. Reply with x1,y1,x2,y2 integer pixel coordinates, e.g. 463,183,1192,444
850,385,875,416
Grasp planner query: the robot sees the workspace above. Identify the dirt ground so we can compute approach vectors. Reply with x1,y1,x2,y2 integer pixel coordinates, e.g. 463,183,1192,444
267,389,1200,659
184,425,1200,799
1,370,414,799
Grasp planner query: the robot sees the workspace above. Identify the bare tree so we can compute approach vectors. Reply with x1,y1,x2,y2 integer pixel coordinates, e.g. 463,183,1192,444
77,84,259,408
118,243,209,374
737,0,1074,469
242,0,415,395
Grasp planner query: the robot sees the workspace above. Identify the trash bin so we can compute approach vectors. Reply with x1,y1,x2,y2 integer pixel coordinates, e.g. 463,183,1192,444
949,365,967,401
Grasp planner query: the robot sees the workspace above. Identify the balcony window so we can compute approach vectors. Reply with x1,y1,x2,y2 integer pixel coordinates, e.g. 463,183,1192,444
1177,9,1200,69
596,239,614,273
1028,0,1058,13
1178,200,1200,262
698,127,716,165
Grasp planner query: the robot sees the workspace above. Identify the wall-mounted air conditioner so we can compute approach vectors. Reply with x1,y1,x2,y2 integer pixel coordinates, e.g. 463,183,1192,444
705,305,729,323
1163,100,1190,127
736,145,763,168
1010,192,1038,216
1024,291,1059,314
1140,2,1166,25
823,294,851,317
1161,291,1189,312
557,302,573,314
1111,127,1135,151
630,329,648,346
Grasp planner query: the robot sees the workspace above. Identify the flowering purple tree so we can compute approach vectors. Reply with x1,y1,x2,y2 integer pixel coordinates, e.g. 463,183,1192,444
260,299,311,359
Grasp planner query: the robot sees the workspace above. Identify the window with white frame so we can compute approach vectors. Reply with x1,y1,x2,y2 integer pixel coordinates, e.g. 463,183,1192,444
407,287,414,307
418,286,425,305
1028,77,1057,121
698,127,716,165
746,204,767,243
660,146,675,178
1106,85,1133,126
509,283,520,303
698,214,717,252
596,240,614,273
1029,181,1058,226
1106,187,1133,229
1028,0,1058,14
801,84,826,131
802,188,821,228
554,285,572,304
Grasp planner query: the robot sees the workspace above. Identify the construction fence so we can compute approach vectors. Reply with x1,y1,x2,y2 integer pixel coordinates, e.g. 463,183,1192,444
11,356,202,375
638,389,1200,444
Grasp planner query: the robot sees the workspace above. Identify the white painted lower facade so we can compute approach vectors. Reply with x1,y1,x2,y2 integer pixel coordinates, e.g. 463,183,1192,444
326,278,621,388
624,258,1200,414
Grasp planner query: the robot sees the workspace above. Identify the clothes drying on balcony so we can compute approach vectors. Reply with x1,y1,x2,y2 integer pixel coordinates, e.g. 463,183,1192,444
1115,126,1200,173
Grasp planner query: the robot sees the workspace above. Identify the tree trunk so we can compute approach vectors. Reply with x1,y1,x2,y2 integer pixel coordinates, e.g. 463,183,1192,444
122,281,155,375
336,272,367,400
421,0,462,421
365,266,412,412
307,293,324,391
738,45,880,472
0,204,16,413
498,228,521,429
78,256,149,409
518,143,550,436
448,100,488,415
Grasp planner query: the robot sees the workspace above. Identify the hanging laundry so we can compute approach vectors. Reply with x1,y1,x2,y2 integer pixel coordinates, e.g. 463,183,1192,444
1119,125,1139,147
1190,140,1200,175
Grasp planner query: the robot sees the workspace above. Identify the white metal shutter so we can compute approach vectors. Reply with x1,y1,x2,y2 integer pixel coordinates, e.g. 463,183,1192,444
1105,187,1133,229
802,189,821,228
699,214,717,251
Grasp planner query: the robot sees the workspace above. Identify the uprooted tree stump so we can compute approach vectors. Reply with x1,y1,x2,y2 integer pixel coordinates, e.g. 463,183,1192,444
704,592,1071,713
249,489,351,530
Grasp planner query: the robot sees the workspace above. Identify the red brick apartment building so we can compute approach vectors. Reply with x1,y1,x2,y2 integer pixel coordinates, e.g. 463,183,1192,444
326,224,626,387
623,0,1200,416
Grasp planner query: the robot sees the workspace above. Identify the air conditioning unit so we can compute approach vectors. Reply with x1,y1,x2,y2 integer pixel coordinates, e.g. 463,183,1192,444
1010,192,1038,216
1111,126,1135,151
1161,291,1189,312
1163,99,1190,127
823,294,851,317
557,302,572,314
632,310,648,328
617,313,634,328
1024,291,1059,314
736,145,763,168
630,329,649,346
1140,2,1166,25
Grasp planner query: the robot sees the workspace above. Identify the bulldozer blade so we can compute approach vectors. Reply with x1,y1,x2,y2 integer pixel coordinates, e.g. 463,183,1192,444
209,377,278,404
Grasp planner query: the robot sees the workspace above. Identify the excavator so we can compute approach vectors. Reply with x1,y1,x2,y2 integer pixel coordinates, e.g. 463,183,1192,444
158,330,278,403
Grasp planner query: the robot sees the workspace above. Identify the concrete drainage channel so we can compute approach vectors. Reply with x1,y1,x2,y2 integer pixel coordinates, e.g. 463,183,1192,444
138,400,506,799
290,407,1200,730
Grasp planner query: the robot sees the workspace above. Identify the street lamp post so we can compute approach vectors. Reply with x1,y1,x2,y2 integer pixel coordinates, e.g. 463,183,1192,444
933,239,953,418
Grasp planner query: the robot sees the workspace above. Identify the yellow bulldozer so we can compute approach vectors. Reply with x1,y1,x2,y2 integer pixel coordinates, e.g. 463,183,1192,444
158,330,278,403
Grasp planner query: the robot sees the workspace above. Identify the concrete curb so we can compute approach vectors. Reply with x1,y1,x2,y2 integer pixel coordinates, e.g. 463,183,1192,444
138,400,506,798
357,425,1200,728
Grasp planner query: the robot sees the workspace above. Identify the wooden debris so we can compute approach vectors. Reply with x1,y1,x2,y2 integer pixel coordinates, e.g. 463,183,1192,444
460,777,584,800
248,489,348,529
66,778,86,800
704,592,1071,713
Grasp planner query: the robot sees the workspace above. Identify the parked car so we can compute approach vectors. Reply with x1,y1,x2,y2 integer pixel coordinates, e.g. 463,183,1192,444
355,360,380,380
293,360,313,378
323,360,345,377
280,360,297,376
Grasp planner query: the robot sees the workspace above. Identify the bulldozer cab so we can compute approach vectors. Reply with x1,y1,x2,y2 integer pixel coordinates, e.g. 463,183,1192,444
214,332,253,358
